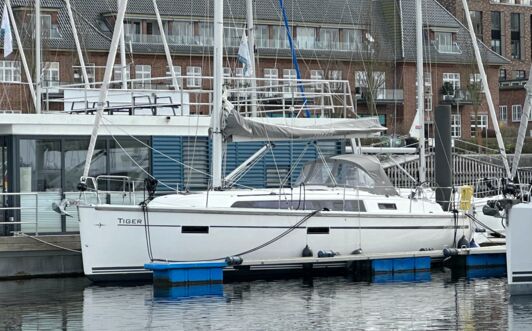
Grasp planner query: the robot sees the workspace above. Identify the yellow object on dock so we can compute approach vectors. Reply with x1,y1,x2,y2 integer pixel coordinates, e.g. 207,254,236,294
459,185,474,211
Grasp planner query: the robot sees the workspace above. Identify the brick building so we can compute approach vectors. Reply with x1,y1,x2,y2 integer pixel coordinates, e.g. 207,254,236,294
438,0,532,134
0,0,508,138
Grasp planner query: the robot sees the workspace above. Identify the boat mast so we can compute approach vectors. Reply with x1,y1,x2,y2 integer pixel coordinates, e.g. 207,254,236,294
64,0,90,89
461,0,511,178
5,0,37,109
211,0,224,189
119,0,127,89
35,0,41,113
153,0,180,91
510,65,532,178
246,0,257,117
416,0,426,184
81,0,129,182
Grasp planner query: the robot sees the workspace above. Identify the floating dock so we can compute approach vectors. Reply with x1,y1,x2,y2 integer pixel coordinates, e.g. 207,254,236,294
144,246,507,286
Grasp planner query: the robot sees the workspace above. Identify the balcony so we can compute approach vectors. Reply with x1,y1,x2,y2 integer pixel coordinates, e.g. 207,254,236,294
127,34,366,52
357,88,404,103
440,89,478,105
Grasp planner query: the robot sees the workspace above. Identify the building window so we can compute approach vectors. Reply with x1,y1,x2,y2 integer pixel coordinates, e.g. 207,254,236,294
470,114,488,137
166,65,181,88
469,73,483,91
470,11,483,40
135,65,152,89
73,63,95,84
235,67,249,90
499,69,507,81
435,31,458,53
167,21,193,44
500,105,508,122
0,60,21,83
198,22,214,46
255,25,270,48
514,70,526,80
343,29,362,50
29,14,61,39
272,25,289,48
512,104,523,122
43,62,60,88
320,28,340,50
511,13,521,59
296,27,316,49
263,68,279,95
113,64,131,86
451,114,461,138
186,66,202,88
491,11,502,55
329,70,343,90
223,67,232,84
283,68,297,93
310,69,324,91
443,73,460,96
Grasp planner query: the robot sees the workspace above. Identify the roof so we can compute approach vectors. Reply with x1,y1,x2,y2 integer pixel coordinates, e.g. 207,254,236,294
0,0,509,65
399,0,509,65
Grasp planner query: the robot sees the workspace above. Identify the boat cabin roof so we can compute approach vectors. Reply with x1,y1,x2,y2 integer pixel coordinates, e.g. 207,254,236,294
296,154,399,196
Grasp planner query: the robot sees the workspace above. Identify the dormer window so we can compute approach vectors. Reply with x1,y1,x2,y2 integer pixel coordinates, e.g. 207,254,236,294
27,13,61,39
429,27,461,54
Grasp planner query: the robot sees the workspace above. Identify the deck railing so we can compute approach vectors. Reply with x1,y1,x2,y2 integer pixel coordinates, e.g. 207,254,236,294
43,75,357,118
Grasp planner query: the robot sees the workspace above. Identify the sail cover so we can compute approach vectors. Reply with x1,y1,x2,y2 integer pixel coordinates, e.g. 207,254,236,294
222,110,386,142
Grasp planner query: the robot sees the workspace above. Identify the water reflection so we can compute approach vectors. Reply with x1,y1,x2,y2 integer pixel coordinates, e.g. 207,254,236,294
1,271,532,330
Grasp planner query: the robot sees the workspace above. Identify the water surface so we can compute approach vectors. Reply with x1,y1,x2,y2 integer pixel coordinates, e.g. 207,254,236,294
1,270,532,330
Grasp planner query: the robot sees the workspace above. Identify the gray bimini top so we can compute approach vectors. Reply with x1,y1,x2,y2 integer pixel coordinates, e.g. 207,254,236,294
295,154,399,196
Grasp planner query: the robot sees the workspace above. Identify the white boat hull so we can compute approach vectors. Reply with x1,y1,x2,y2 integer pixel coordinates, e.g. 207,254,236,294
78,204,470,281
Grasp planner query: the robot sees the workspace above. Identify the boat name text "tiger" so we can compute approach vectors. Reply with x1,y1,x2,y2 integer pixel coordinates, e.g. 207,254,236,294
117,217,143,225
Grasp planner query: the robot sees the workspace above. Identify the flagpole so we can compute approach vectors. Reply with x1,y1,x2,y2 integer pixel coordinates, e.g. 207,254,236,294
4,0,37,109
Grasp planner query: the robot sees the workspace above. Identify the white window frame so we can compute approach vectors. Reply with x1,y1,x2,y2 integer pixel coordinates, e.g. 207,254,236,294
451,114,461,138
435,31,455,53
443,73,460,96
0,60,22,83
166,65,181,88
283,68,297,93
512,104,522,122
296,27,316,49
135,64,152,89
329,70,342,90
113,64,131,86
469,73,484,91
263,68,279,95
310,69,324,91
42,62,60,89
471,114,488,137
186,66,202,88
499,105,508,122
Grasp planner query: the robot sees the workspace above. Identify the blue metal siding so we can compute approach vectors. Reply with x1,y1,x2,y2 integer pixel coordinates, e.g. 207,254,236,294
151,137,344,191
151,136,183,191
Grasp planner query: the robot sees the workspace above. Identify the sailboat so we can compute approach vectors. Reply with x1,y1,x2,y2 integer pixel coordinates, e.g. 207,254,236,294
76,0,471,281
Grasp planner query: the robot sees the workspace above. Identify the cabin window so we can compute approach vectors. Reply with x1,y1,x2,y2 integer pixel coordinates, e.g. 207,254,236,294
182,226,209,234
307,227,330,234
378,203,397,210
231,199,366,212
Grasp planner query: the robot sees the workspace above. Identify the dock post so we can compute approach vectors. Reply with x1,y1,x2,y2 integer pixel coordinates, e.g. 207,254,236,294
434,104,452,210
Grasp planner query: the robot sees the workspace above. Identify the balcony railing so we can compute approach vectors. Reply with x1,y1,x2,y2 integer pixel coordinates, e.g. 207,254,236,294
127,34,366,52
440,88,479,104
357,88,404,102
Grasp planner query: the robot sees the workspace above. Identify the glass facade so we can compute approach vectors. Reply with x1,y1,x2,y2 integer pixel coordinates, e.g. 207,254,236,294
15,137,149,234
